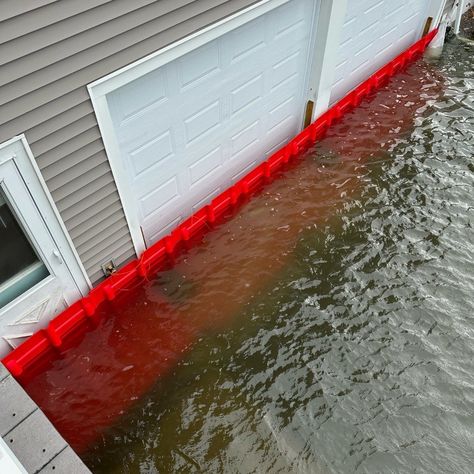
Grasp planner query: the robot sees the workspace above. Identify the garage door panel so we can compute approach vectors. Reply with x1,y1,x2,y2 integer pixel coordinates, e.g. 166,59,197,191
228,16,267,65
175,90,225,132
230,73,265,117
108,0,317,246
359,3,384,27
401,10,425,30
231,159,259,185
189,145,224,188
147,214,183,245
140,176,180,219
273,34,312,64
265,136,289,159
268,98,300,131
128,129,175,178
225,50,270,89
114,103,177,152
275,17,307,41
266,121,298,150
177,41,221,91
377,24,399,48
395,29,418,52
184,99,224,146
330,0,429,103
145,173,223,241
267,115,299,145
188,178,232,214
191,187,223,214
271,51,304,90
230,119,262,160
108,68,169,126
135,164,180,201
270,73,301,101
268,96,298,130
142,165,193,218
386,3,404,20
273,0,308,37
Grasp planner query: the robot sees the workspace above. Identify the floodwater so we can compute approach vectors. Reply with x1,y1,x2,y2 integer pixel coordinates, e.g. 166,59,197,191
23,38,473,473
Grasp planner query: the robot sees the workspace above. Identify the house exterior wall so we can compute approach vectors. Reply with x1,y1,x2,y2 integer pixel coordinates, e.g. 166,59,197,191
0,0,259,284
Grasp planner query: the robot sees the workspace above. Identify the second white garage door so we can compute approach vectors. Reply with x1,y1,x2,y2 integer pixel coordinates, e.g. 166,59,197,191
107,0,318,246
330,0,429,103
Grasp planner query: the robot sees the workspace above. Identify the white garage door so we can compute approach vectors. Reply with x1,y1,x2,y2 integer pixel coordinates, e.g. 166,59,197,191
107,0,318,246
330,0,429,104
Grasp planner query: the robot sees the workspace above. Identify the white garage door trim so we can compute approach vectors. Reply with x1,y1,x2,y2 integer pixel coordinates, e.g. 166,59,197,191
89,0,321,255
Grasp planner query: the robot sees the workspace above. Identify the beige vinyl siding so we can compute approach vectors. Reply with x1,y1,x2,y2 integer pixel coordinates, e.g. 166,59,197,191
0,0,259,284
0,0,59,23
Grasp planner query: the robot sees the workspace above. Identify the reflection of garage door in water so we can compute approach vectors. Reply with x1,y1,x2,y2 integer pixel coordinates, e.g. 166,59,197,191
107,0,318,246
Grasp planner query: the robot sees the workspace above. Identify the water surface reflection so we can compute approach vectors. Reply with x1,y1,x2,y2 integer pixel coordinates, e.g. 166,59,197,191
24,40,474,473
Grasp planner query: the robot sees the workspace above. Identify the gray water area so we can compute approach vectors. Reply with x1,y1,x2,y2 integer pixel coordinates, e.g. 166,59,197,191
79,39,474,473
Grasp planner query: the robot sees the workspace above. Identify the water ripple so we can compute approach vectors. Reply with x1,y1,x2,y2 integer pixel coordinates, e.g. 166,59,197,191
24,39,474,474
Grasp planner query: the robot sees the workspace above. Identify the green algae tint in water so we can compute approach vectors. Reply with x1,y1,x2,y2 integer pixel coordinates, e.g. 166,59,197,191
24,39,474,473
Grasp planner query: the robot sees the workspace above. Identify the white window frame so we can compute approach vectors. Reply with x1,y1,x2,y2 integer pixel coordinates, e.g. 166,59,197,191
88,0,324,255
0,135,91,297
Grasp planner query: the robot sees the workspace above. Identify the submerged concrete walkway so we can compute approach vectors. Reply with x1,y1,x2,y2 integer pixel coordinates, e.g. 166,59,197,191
0,363,90,473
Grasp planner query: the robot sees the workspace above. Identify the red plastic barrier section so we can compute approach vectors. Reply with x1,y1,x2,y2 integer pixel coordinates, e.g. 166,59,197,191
2,29,437,381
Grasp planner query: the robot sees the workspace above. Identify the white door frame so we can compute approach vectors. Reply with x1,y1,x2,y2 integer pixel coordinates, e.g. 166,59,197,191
88,0,323,256
0,135,91,297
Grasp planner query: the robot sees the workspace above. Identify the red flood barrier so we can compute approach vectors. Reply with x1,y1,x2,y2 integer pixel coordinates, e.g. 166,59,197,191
2,29,437,382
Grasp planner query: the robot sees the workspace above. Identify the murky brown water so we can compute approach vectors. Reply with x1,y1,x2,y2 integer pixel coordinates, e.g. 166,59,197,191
23,38,473,473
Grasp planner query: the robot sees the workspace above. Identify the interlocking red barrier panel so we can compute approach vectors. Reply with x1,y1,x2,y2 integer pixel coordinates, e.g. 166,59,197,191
2,29,438,382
